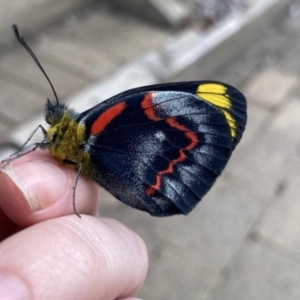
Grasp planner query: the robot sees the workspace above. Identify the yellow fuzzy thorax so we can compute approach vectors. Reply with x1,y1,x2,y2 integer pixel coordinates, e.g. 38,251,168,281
45,111,94,177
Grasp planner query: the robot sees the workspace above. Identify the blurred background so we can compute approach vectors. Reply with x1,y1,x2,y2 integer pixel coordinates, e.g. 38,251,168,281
1,0,300,299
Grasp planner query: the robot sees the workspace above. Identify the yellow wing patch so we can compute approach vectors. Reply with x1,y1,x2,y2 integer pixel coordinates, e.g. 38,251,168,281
196,83,237,138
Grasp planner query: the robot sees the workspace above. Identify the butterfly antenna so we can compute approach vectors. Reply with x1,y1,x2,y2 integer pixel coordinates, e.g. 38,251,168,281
12,24,59,105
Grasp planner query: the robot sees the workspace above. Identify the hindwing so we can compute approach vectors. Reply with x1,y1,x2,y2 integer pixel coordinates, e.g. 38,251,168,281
78,81,247,216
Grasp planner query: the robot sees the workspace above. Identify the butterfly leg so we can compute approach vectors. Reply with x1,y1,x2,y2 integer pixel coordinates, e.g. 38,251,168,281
0,125,48,168
63,159,82,218
19,124,47,150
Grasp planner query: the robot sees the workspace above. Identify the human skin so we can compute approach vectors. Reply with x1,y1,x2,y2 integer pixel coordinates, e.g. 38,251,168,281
0,150,148,300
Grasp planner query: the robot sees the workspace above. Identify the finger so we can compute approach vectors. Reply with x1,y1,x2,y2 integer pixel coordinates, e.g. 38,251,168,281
0,215,148,300
0,150,100,227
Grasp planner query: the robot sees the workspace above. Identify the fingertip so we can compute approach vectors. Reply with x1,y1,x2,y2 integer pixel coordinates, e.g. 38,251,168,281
2,158,69,211
0,273,32,300
102,218,148,267
100,218,148,296
0,151,100,226
0,215,148,300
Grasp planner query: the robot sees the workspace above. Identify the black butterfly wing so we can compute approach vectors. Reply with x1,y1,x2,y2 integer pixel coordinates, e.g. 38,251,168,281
79,81,247,216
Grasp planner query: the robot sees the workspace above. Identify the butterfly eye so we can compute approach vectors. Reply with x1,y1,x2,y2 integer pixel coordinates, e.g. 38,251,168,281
45,112,63,124
45,99,65,124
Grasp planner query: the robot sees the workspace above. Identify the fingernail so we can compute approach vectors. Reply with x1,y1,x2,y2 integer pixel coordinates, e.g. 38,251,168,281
3,161,68,211
0,274,30,300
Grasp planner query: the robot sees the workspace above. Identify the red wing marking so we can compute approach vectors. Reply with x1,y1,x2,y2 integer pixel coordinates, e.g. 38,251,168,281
91,102,126,135
146,117,199,196
141,93,160,121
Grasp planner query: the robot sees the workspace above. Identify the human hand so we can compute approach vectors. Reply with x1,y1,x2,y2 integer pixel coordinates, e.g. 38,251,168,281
0,150,148,300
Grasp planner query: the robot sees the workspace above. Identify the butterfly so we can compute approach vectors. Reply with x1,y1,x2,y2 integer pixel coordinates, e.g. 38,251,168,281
1,25,247,217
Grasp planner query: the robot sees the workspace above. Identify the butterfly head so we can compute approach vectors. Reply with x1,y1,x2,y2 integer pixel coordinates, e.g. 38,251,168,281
45,99,66,125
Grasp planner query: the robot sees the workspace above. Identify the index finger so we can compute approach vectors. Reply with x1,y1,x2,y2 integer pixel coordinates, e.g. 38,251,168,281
0,150,100,228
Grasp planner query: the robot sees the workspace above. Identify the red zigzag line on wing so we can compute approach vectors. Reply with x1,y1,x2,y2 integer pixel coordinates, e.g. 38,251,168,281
141,93,199,196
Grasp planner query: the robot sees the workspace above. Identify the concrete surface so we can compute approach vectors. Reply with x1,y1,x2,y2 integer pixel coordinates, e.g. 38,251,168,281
102,0,192,27
1,0,300,299
0,5,169,145
0,0,96,48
